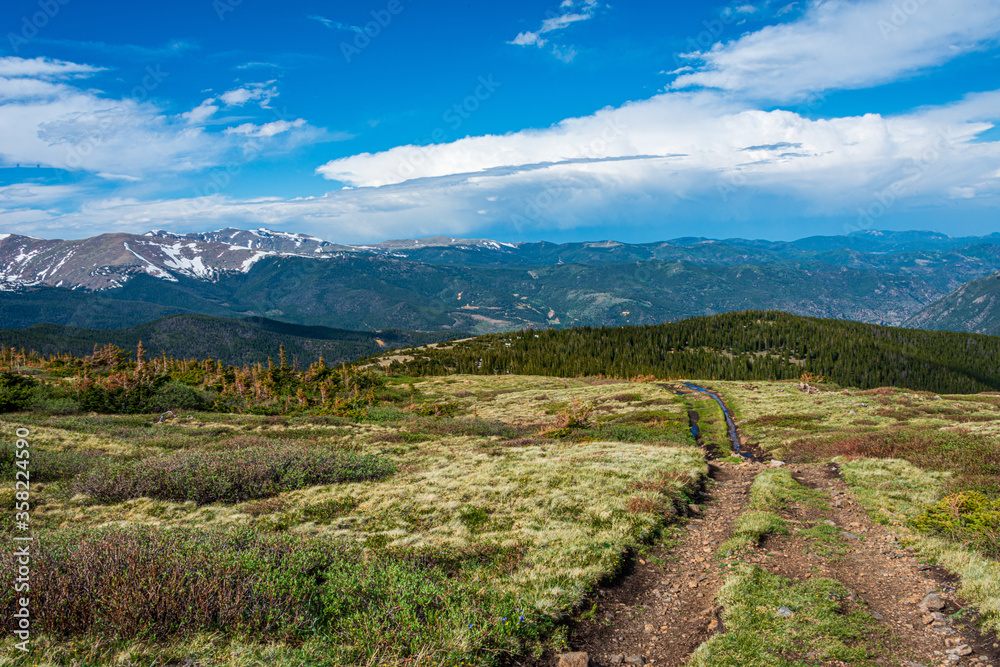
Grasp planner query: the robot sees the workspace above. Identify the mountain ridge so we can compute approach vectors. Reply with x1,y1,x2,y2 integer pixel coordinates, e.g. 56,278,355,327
904,270,1000,335
4,227,1000,333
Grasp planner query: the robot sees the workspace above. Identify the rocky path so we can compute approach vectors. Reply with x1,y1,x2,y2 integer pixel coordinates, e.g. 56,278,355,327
568,461,762,666
564,459,1000,667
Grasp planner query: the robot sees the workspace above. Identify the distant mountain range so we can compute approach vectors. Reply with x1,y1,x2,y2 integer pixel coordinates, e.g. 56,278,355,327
2,227,999,334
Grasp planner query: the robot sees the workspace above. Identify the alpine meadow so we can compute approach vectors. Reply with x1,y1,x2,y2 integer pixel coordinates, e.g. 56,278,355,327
3,0,1000,665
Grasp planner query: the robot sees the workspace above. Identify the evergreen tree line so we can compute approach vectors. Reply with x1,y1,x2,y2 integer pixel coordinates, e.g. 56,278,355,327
382,310,1000,394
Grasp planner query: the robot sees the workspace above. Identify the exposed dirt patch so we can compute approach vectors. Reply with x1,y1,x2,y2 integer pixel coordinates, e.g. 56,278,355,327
567,461,762,666
553,461,1000,667
793,464,1000,667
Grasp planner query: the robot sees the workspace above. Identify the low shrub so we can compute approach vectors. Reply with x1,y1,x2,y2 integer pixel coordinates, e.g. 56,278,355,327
911,491,1000,558
789,426,1000,496
0,371,37,412
144,381,207,412
0,527,542,662
744,412,824,428
75,445,395,504
0,442,101,482
303,497,358,523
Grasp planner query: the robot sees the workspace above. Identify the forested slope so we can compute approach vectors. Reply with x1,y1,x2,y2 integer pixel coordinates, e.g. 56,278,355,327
382,310,1000,393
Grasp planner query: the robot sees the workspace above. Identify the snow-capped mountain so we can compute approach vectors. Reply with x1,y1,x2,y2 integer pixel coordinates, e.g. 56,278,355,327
0,229,519,291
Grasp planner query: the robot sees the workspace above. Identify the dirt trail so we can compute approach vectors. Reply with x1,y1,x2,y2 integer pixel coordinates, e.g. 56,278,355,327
565,459,1000,667
563,383,999,667
569,461,762,665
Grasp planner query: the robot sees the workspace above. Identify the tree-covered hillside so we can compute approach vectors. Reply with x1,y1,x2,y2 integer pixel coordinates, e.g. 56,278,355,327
0,315,459,367
381,310,1000,394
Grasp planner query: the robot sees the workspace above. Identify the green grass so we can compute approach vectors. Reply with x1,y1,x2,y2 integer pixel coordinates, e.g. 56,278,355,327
718,511,789,555
748,467,823,512
798,523,849,559
0,374,709,665
717,467,820,554
686,565,888,667
839,458,948,524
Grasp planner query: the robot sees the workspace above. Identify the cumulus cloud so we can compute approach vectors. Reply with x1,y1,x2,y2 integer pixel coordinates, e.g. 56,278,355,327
219,81,278,108
0,58,323,180
671,0,1000,101
9,89,999,243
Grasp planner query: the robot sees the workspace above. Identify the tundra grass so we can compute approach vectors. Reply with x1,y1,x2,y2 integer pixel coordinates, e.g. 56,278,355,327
0,374,707,665
718,467,818,555
686,565,888,667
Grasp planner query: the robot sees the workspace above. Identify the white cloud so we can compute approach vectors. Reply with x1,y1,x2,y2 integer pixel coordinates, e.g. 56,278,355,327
508,0,600,58
236,62,279,70
182,99,219,125
671,0,1000,101
315,90,1000,197
11,89,999,243
0,58,322,180
224,118,307,138
219,82,278,108
0,183,81,206
0,57,104,79
510,32,546,47
308,15,364,32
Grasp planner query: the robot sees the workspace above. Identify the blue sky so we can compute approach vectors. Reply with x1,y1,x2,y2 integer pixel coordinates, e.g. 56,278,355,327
1,0,1000,243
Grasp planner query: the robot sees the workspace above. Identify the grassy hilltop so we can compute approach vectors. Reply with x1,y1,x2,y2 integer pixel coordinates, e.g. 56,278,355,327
0,312,998,665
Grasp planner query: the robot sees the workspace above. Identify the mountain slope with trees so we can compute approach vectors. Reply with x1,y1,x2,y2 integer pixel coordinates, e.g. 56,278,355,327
0,315,458,367
381,310,1000,394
